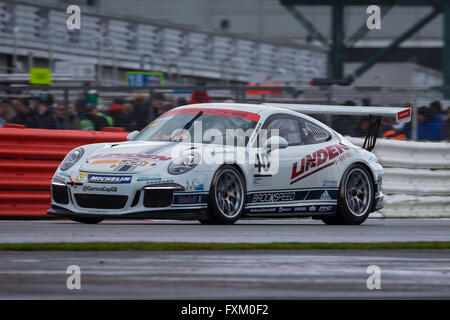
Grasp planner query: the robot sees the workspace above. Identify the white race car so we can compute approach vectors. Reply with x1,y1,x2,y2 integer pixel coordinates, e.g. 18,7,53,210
48,103,411,225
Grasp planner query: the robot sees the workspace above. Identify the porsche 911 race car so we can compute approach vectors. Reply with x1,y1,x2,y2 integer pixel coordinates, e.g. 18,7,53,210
48,103,411,225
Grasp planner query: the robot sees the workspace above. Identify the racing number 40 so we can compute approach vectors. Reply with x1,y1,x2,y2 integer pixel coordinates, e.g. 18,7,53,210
255,153,271,174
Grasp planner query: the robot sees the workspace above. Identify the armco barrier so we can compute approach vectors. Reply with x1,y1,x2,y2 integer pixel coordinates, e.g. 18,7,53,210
0,128,128,218
349,137,450,217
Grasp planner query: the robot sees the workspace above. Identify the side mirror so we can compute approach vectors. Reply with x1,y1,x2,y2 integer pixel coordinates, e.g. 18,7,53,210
127,130,140,141
264,136,288,152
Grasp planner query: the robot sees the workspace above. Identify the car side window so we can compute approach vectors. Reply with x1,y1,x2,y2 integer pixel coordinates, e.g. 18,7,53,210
300,118,331,145
266,118,302,146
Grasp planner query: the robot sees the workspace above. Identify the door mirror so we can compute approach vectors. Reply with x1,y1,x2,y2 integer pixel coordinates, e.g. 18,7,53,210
127,130,140,141
264,136,288,152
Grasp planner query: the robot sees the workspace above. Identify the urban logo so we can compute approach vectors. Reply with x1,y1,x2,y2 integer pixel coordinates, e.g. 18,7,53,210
66,5,81,30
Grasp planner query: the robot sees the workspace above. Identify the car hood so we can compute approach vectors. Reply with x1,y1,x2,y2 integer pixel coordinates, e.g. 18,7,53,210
80,141,178,174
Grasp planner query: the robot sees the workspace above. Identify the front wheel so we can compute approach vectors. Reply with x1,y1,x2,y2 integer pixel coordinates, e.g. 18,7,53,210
70,217,104,224
322,163,374,225
200,165,245,225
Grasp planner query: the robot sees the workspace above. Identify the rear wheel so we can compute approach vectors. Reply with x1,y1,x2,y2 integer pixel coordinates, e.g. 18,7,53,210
322,164,374,225
70,217,104,224
199,165,245,225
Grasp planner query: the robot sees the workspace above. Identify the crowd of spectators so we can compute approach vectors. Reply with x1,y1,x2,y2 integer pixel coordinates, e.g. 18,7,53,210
0,88,210,132
329,99,449,141
0,90,449,141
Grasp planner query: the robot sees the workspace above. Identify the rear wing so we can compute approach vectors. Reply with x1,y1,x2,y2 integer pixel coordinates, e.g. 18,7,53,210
263,103,412,151
263,103,411,123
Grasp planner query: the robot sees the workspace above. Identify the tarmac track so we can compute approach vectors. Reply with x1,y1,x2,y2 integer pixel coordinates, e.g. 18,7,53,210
0,250,449,299
0,219,449,299
0,218,449,243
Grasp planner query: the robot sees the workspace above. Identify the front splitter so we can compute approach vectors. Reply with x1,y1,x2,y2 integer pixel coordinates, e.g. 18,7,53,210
47,205,208,220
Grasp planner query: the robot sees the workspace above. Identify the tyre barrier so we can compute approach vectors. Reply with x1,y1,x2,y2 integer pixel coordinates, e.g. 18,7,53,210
0,128,128,218
349,137,450,217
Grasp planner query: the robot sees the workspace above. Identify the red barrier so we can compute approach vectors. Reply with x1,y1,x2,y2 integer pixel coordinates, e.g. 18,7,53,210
0,128,128,218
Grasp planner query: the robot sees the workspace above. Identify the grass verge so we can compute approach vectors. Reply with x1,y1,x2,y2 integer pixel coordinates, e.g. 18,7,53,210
0,241,449,251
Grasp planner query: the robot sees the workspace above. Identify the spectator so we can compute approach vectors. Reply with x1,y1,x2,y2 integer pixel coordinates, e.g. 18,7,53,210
175,97,188,107
409,106,442,141
107,99,130,129
10,99,37,128
189,89,211,104
80,104,109,131
0,99,16,127
36,99,57,129
131,94,150,131
430,101,447,140
53,103,81,130
29,92,45,113
447,107,450,141
151,92,166,118
96,107,114,127
123,102,136,131
332,100,357,136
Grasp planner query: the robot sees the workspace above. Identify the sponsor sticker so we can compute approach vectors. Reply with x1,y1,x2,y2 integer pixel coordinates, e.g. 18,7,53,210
291,143,350,185
320,191,332,200
87,174,132,184
89,153,171,161
397,109,411,121
73,173,88,183
82,186,118,192
58,172,72,179
161,108,260,122
174,195,204,204
252,192,295,203
322,179,338,187
186,178,204,191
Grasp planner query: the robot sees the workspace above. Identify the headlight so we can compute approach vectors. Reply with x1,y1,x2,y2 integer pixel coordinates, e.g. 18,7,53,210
60,147,84,171
167,152,200,175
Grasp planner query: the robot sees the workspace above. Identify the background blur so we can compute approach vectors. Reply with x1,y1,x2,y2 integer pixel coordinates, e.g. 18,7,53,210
0,0,449,141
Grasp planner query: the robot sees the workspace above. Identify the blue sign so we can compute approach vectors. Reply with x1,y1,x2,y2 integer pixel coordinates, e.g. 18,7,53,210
126,72,164,87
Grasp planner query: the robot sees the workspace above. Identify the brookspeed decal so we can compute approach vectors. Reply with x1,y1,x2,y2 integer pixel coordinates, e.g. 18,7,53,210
291,143,350,185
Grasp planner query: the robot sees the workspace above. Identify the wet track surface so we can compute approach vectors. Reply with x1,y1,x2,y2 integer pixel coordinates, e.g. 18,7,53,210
0,250,449,299
0,218,449,243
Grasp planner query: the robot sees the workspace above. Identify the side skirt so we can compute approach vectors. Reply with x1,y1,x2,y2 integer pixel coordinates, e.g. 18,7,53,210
244,204,337,218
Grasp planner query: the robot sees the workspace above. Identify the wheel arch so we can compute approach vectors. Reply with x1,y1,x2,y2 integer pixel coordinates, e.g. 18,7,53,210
210,162,248,192
342,161,378,213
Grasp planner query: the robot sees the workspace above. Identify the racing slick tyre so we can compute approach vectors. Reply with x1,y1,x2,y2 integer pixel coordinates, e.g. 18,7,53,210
70,217,104,224
201,165,246,225
321,163,374,225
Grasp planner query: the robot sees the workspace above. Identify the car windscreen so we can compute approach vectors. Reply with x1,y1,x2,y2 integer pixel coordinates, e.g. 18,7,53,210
133,108,259,146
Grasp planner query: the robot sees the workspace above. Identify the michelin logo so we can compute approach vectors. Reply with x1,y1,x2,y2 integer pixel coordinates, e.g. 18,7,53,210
87,174,132,184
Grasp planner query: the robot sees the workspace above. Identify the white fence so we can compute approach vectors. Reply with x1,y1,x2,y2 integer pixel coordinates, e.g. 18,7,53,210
349,137,450,217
